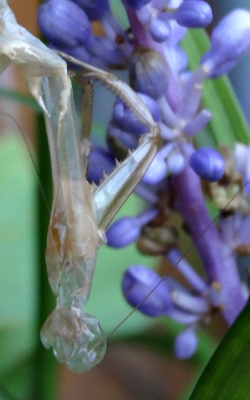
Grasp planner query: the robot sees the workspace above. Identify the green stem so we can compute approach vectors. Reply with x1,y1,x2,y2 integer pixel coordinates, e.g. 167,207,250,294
33,113,58,400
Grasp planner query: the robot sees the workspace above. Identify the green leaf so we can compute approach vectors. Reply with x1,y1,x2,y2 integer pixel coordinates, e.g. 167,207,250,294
189,300,250,400
0,134,38,398
182,29,250,147
0,327,35,400
110,0,129,28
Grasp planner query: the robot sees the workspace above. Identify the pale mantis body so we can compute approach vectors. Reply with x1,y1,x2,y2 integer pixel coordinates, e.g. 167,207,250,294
0,0,160,373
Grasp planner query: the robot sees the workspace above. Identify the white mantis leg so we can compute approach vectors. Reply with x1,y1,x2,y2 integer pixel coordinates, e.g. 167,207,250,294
56,51,160,228
0,1,160,373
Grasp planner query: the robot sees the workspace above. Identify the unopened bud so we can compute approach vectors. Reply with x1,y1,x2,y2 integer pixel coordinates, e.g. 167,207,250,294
122,265,171,317
201,9,250,77
128,46,169,99
176,0,212,28
124,0,151,11
71,0,109,21
189,147,225,182
38,0,93,48
174,328,198,359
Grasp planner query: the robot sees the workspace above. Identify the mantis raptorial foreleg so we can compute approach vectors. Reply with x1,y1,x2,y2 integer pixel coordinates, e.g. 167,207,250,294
0,0,160,373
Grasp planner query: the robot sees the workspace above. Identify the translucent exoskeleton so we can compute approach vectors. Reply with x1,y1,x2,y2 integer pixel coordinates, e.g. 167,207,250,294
0,1,160,373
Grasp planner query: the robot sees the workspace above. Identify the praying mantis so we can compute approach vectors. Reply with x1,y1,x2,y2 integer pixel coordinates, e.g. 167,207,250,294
0,0,160,373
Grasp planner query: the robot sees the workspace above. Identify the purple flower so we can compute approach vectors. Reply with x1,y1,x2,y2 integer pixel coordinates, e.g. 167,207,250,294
107,209,158,248
128,46,169,99
234,144,250,194
124,0,151,11
37,0,93,48
71,0,110,20
220,212,250,256
107,123,139,157
107,217,142,248
201,9,250,77
174,328,198,359
175,0,213,28
166,249,208,294
149,19,171,43
112,92,161,136
122,265,172,317
189,147,225,181
87,146,116,184
88,36,124,66
141,153,167,185
202,55,238,79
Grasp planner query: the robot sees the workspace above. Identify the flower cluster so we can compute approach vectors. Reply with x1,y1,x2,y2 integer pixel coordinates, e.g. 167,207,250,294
38,0,250,359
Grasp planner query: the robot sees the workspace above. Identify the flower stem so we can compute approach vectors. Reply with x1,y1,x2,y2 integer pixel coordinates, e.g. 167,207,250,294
172,164,246,324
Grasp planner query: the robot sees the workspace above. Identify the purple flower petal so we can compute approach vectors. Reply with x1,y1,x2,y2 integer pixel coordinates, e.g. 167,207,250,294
149,19,171,43
201,9,250,77
142,154,167,185
113,92,161,136
107,123,139,155
174,328,198,359
107,209,157,248
88,146,116,184
124,0,151,11
37,0,93,48
175,0,213,28
107,217,141,248
189,147,225,182
122,265,172,317
71,0,109,21
129,46,169,99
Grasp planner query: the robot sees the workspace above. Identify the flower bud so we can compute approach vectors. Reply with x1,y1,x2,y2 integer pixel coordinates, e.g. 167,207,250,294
37,0,93,48
107,217,141,248
107,209,158,248
174,328,198,359
107,123,139,160
149,19,171,43
124,0,151,10
89,36,124,66
201,53,237,78
128,46,169,99
122,265,171,317
175,0,212,28
201,9,250,77
71,0,109,21
189,147,225,182
112,92,161,136
167,152,186,175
